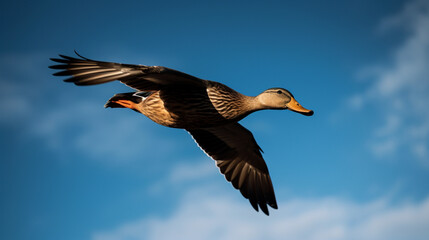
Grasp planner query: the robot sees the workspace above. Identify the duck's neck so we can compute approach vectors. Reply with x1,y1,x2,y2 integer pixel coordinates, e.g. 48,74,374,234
206,80,267,120
239,94,269,116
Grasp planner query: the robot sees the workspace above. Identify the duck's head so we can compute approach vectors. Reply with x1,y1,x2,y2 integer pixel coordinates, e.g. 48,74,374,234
256,88,314,116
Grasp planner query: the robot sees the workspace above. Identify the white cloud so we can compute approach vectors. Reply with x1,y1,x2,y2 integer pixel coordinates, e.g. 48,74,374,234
351,0,429,165
92,185,429,240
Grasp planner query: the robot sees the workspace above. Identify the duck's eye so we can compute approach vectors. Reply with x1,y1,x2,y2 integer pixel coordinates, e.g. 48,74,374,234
277,90,282,94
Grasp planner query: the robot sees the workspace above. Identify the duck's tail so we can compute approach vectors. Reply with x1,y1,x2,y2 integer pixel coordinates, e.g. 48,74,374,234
104,92,144,112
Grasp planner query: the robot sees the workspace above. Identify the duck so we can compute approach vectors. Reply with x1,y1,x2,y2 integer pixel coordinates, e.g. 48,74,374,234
49,52,314,215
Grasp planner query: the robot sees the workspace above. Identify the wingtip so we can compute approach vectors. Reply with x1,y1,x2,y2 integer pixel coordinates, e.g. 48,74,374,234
249,199,273,216
49,64,67,69
261,207,270,216
63,78,75,83
269,202,278,209
260,203,270,216
74,50,92,61
249,200,259,212
74,50,83,58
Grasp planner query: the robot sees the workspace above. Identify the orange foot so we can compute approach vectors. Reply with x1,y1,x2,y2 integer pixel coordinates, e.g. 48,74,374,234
113,100,136,109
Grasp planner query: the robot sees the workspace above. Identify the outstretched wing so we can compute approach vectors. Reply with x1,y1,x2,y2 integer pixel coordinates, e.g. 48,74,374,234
49,52,205,91
187,123,277,215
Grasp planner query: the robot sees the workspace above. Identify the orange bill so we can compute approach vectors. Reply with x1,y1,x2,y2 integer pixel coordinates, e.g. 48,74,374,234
286,98,314,116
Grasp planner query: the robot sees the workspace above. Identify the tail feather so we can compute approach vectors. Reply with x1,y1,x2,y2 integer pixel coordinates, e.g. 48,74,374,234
105,92,142,108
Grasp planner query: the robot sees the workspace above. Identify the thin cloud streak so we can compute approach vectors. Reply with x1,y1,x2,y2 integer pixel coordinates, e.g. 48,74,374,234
147,159,219,195
350,0,429,164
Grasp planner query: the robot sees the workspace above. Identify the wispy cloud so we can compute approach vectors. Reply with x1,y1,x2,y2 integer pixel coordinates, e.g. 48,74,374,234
0,52,50,124
167,160,216,184
30,100,175,163
92,184,429,240
93,155,429,240
0,80,31,123
0,52,178,164
147,159,219,195
350,0,429,165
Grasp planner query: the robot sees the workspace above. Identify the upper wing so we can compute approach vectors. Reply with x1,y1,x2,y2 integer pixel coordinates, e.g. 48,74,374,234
49,52,205,91
187,123,278,215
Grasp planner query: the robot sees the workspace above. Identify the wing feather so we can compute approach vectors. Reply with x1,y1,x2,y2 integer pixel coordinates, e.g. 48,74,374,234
187,123,278,215
50,52,205,91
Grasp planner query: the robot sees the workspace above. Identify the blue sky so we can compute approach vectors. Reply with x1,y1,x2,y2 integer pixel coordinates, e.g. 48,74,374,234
1,0,429,239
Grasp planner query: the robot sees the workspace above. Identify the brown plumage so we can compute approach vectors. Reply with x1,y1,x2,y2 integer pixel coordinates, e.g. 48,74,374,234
49,52,314,215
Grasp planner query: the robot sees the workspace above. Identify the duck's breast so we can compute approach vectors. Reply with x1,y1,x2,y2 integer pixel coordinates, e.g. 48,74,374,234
140,88,226,129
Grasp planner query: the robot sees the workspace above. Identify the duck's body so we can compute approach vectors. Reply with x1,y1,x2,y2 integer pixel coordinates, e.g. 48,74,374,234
50,52,313,215
115,80,253,129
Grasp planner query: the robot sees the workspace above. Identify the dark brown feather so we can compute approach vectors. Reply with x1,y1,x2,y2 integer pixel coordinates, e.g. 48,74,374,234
187,123,277,215
49,53,205,91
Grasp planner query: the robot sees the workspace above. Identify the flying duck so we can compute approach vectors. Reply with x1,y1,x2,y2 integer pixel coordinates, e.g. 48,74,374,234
49,52,314,215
